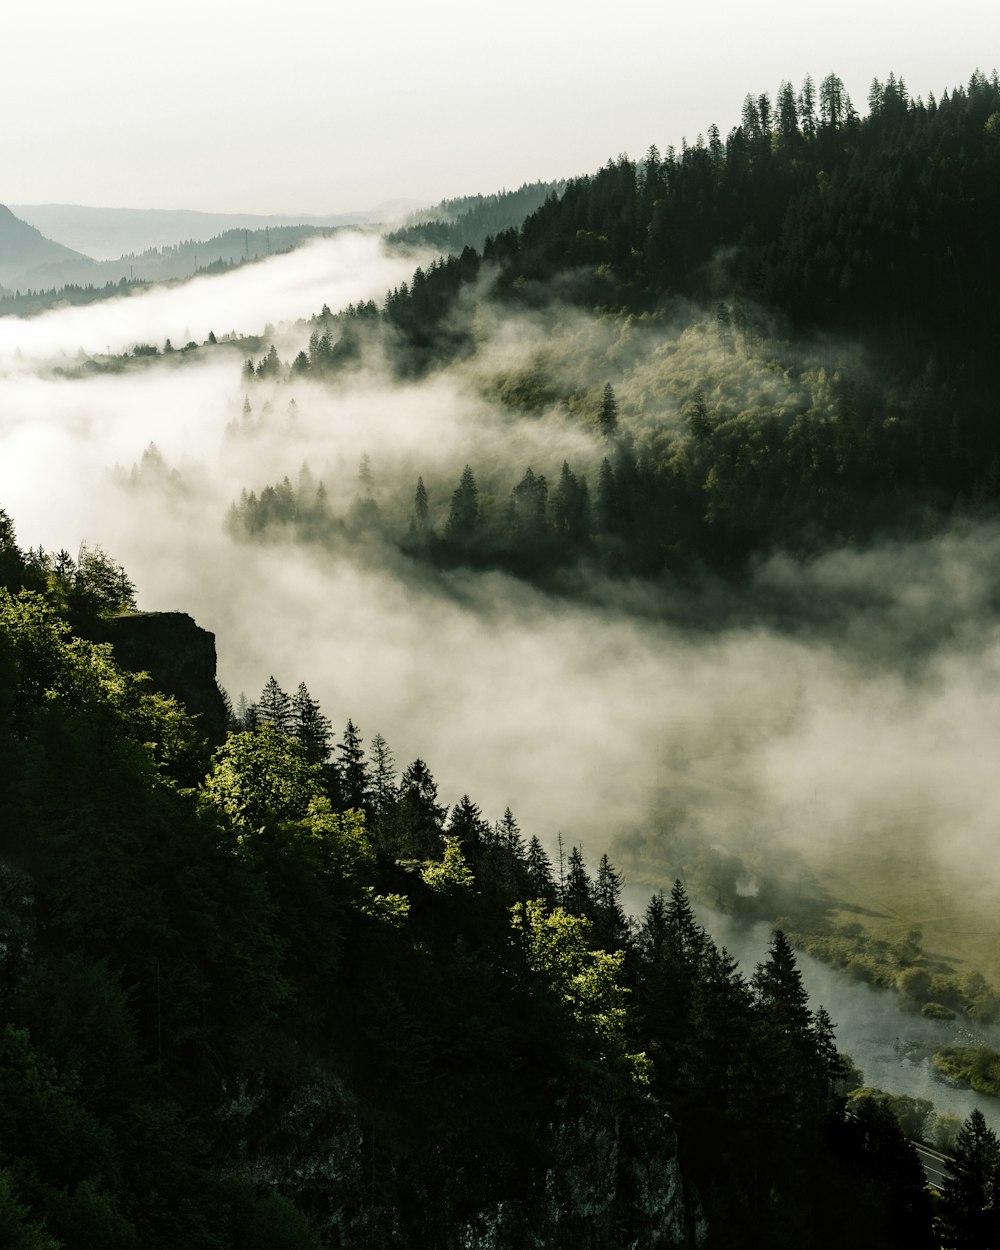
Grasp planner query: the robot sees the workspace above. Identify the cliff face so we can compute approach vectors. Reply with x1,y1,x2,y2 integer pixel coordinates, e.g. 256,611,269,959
98,611,228,745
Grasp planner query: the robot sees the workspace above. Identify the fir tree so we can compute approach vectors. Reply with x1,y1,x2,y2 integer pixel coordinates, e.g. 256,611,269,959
593,853,628,948
941,1109,1000,1250
395,758,447,859
524,836,556,904
563,846,593,917
598,382,619,439
291,682,332,764
257,676,292,735
445,465,480,545
337,719,369,810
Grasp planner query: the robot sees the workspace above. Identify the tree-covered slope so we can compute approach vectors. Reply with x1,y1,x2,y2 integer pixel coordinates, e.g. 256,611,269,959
231,71,1000,594
0,505,947,1247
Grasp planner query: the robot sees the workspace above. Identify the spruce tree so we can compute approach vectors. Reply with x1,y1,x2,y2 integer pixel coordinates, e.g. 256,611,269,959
597,382,619,439
524,836,557,904
941,1109,1000,1250
445,466,480,545
257,676,292,735
395,759,447,859
335,719,369,810
593,854,628,948
412,476,430,534
291,682,332,764
563,846,593,917
365,731,397,850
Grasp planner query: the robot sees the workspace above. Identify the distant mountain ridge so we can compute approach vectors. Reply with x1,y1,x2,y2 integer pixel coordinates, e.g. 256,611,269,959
10,200,428,261
0,204,92,288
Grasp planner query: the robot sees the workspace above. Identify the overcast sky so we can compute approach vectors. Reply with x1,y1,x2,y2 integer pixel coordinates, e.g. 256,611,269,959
2,0,997,214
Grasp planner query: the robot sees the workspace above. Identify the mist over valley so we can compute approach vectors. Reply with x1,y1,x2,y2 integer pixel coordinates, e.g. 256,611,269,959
4,65,1000,1248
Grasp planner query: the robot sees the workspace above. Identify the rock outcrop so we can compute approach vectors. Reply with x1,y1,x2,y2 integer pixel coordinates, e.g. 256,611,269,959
97,611,228,745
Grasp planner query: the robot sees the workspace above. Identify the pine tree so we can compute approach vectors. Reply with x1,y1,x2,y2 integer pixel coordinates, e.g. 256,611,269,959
497,807,524,857
752,930,812,1044
336,719,369,810
665,879,708,973
445,465,480,545
593,854,628,948
257,676,292,735
447,794,488,863
395,759,447,859
525,836,557,904
637,890,668,966
563,846,593,917
291,682,332,763
598,382,619,439
941,1109,1000,1250
752,930,835,1134
412,476,430,534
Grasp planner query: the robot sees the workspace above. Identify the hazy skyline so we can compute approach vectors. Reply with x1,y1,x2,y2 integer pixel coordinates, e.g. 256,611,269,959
3,0,997,215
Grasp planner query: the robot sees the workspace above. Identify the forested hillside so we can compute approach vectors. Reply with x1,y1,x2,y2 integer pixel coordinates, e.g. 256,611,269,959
0,507,962,1247
6,67,1000,1250
230,71,1000,595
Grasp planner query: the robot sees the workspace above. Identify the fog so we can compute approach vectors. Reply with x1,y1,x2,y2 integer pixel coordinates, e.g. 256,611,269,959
5,235,1000,1133
0,233,417,368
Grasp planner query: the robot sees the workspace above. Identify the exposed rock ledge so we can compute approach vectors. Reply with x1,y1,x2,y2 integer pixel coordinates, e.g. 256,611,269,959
94,611,228,745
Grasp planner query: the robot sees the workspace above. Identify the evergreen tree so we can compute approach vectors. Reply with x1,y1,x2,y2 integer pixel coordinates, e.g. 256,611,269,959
506,468,548,544
445,465,480,545
447,794,488,860
366,731,398,851
291,682,332,763
524,836,557,904
598,382,619,438
497,807,524,858
563,846,593,917
941,1109,1000,1250
593,853,629,949
395,758,447,859
752,930,834,1134
336,719,369,810
637,890,668,966
412,476,430,534
550,461,590,548
257,676,292,735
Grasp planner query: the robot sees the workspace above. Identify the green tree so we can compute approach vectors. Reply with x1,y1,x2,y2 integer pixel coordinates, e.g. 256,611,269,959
395,758,446,859
445,465,480,545
940,1109,1000,1249
336,718,369,810
291,681,332,763
73,543,136,614
258,675,292,735
367,731,398,835
0,1170,59,1250
447,793,488,860
412,476,430,534
563,846,593,917
525,835,557,904
593,853,628,949
510,900,644,1081
597,382,619,438
202,724,325,833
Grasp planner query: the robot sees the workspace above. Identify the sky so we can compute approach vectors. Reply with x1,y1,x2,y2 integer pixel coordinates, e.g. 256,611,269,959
2,0,998,214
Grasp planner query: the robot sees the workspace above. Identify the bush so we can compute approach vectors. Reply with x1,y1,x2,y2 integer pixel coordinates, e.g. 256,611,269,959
921,1002,956,1020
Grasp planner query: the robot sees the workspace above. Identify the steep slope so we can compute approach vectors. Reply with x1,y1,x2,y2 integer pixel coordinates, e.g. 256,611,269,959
0,204,93,288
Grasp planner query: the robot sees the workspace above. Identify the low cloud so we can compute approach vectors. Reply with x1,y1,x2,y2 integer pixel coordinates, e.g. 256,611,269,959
2,241,1000,935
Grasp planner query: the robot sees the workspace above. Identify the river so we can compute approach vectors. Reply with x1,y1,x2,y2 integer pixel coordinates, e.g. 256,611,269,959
701,907,1000,1135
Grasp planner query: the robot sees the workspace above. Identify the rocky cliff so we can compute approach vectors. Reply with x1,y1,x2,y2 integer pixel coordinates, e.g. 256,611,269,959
96,611,228,745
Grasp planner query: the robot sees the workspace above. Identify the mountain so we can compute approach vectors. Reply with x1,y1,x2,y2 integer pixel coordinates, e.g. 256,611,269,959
0,204,93,289
9,201,429,262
